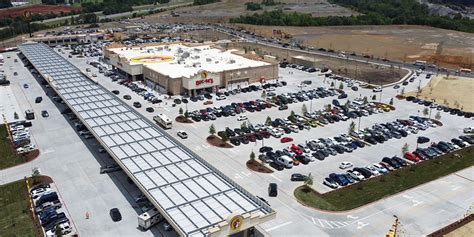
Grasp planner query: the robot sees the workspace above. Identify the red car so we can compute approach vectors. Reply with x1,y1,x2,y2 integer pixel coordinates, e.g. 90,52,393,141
404,152,420,162
280,137,293,143
290,144,304,155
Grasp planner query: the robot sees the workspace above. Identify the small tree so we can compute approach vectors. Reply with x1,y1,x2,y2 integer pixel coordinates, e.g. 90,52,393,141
55,224,63,237
400,87,405,95
265,116,272,126
32,168,41,184
241,122,247,129
402,143,409,156
389,98,394,105
372,94,376,100
330,81,335,88
339,82,344,90
348,121,356,133
221,131,229,142
301,104,308,115
304,173,313,186
178,107,183,115
289,110,296,122
249,151,255,161
209,124,216,136
326,104,332,112
363,96,368,104
435,111,441,120
422,107,429,116
261,90,267,100
184,110,189,118
13,112,19,120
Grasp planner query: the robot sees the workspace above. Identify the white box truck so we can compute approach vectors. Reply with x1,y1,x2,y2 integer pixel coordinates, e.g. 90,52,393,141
138,208,163,230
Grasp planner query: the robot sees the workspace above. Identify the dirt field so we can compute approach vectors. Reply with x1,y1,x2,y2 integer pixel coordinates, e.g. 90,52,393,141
237,24,474,69
144,0,355,24
0,4,80,18
405,75,474,112
444,220,474,237
231,41,408,85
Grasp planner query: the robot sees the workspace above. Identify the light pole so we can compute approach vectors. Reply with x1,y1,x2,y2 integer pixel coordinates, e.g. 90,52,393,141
357,116,361,131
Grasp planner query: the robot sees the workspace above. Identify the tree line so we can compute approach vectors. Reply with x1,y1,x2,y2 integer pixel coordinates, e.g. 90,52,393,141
230,0,474,33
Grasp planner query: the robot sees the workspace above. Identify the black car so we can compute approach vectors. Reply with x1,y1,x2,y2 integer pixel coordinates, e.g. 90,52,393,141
353,167,372,178
41,110,49,117
110,208,122,222
123,95,131,100
174,98,181,104
35,96,43,103
312,152,325,161
338,93,348,99
459,135,474,144
291,173,307,181
382,157,400,169
112,90,120,95
295,155,310,164
268,183,278,197
451,138,466,147
259,146,273,153
269,162,284,171
392,156,408,167
146,107,154,113
133,102,141,108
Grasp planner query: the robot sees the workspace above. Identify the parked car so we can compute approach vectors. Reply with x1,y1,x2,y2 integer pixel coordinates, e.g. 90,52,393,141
110,208,122,222
290,173,307,181
177,131,188,139
41,110,49,118
35,96,43,103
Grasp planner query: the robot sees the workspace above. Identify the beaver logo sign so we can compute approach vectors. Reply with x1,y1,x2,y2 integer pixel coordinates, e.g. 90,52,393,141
229,215,244,231
200,70,209,79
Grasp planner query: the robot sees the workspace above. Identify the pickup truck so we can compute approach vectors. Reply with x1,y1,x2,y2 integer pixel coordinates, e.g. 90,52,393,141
35,200,62,214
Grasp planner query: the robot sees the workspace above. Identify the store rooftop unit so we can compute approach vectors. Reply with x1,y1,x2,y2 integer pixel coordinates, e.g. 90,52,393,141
106,44,270,79
19,42,275,237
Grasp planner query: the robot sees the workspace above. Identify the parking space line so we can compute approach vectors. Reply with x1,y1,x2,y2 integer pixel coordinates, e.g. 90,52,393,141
323,220,334,229
317,218,324,228
329,221,342,228
311,217,316,224
270,174,282,182
264,221,293,232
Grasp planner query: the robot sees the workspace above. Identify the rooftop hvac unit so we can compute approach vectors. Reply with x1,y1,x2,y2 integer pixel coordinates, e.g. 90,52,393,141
206,58,211,62
177,48,183,53
215,61,219,64
229,59,236,64
181,52,190,58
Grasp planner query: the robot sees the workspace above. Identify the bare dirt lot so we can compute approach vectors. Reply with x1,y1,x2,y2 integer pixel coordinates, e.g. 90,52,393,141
0,4,80,18
144,0,356,24
232,42,408,85
405,75,474,112
237,24,474,69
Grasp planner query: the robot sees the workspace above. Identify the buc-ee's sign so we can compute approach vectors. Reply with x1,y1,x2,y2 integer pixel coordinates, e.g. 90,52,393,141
195,78,214,86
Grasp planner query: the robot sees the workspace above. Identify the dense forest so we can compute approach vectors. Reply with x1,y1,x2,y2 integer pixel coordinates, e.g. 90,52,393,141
230,0,474,33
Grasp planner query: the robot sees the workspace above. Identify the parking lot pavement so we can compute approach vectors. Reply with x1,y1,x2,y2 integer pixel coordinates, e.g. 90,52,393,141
0,52,175,237
57,46,473,236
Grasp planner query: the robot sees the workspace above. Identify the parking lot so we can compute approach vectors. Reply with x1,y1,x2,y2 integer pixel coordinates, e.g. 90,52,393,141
2,41,472,237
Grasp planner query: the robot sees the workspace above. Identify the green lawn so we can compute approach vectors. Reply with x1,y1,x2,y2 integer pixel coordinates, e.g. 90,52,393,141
0,179,37,237
295,146,474,211
0,125,27,170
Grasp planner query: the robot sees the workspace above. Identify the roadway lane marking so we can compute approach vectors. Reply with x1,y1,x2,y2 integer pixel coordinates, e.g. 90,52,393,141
265,221,293,232
346,214,359,219
356,221,369,229
336,221,348,227
311,217,316,224
42,149,55,154
270,174,282,182
330,221,342,228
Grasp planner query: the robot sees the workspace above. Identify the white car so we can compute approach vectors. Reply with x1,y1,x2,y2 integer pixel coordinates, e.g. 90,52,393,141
347,170,364,181
237,115,248,121
45,222,72,236
32,189,52,200
372,87,382,92
339,162,353,169
365,166,380,176
464,127,473,133
216,95,226,100
177,131,188,139
372,163,388,174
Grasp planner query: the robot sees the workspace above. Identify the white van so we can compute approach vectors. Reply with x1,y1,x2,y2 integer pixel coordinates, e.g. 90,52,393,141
276,155,293,169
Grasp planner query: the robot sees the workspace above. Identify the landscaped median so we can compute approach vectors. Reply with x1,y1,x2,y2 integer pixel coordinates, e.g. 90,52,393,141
0,178,41,236
294,146,474,211
0,125,39,170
